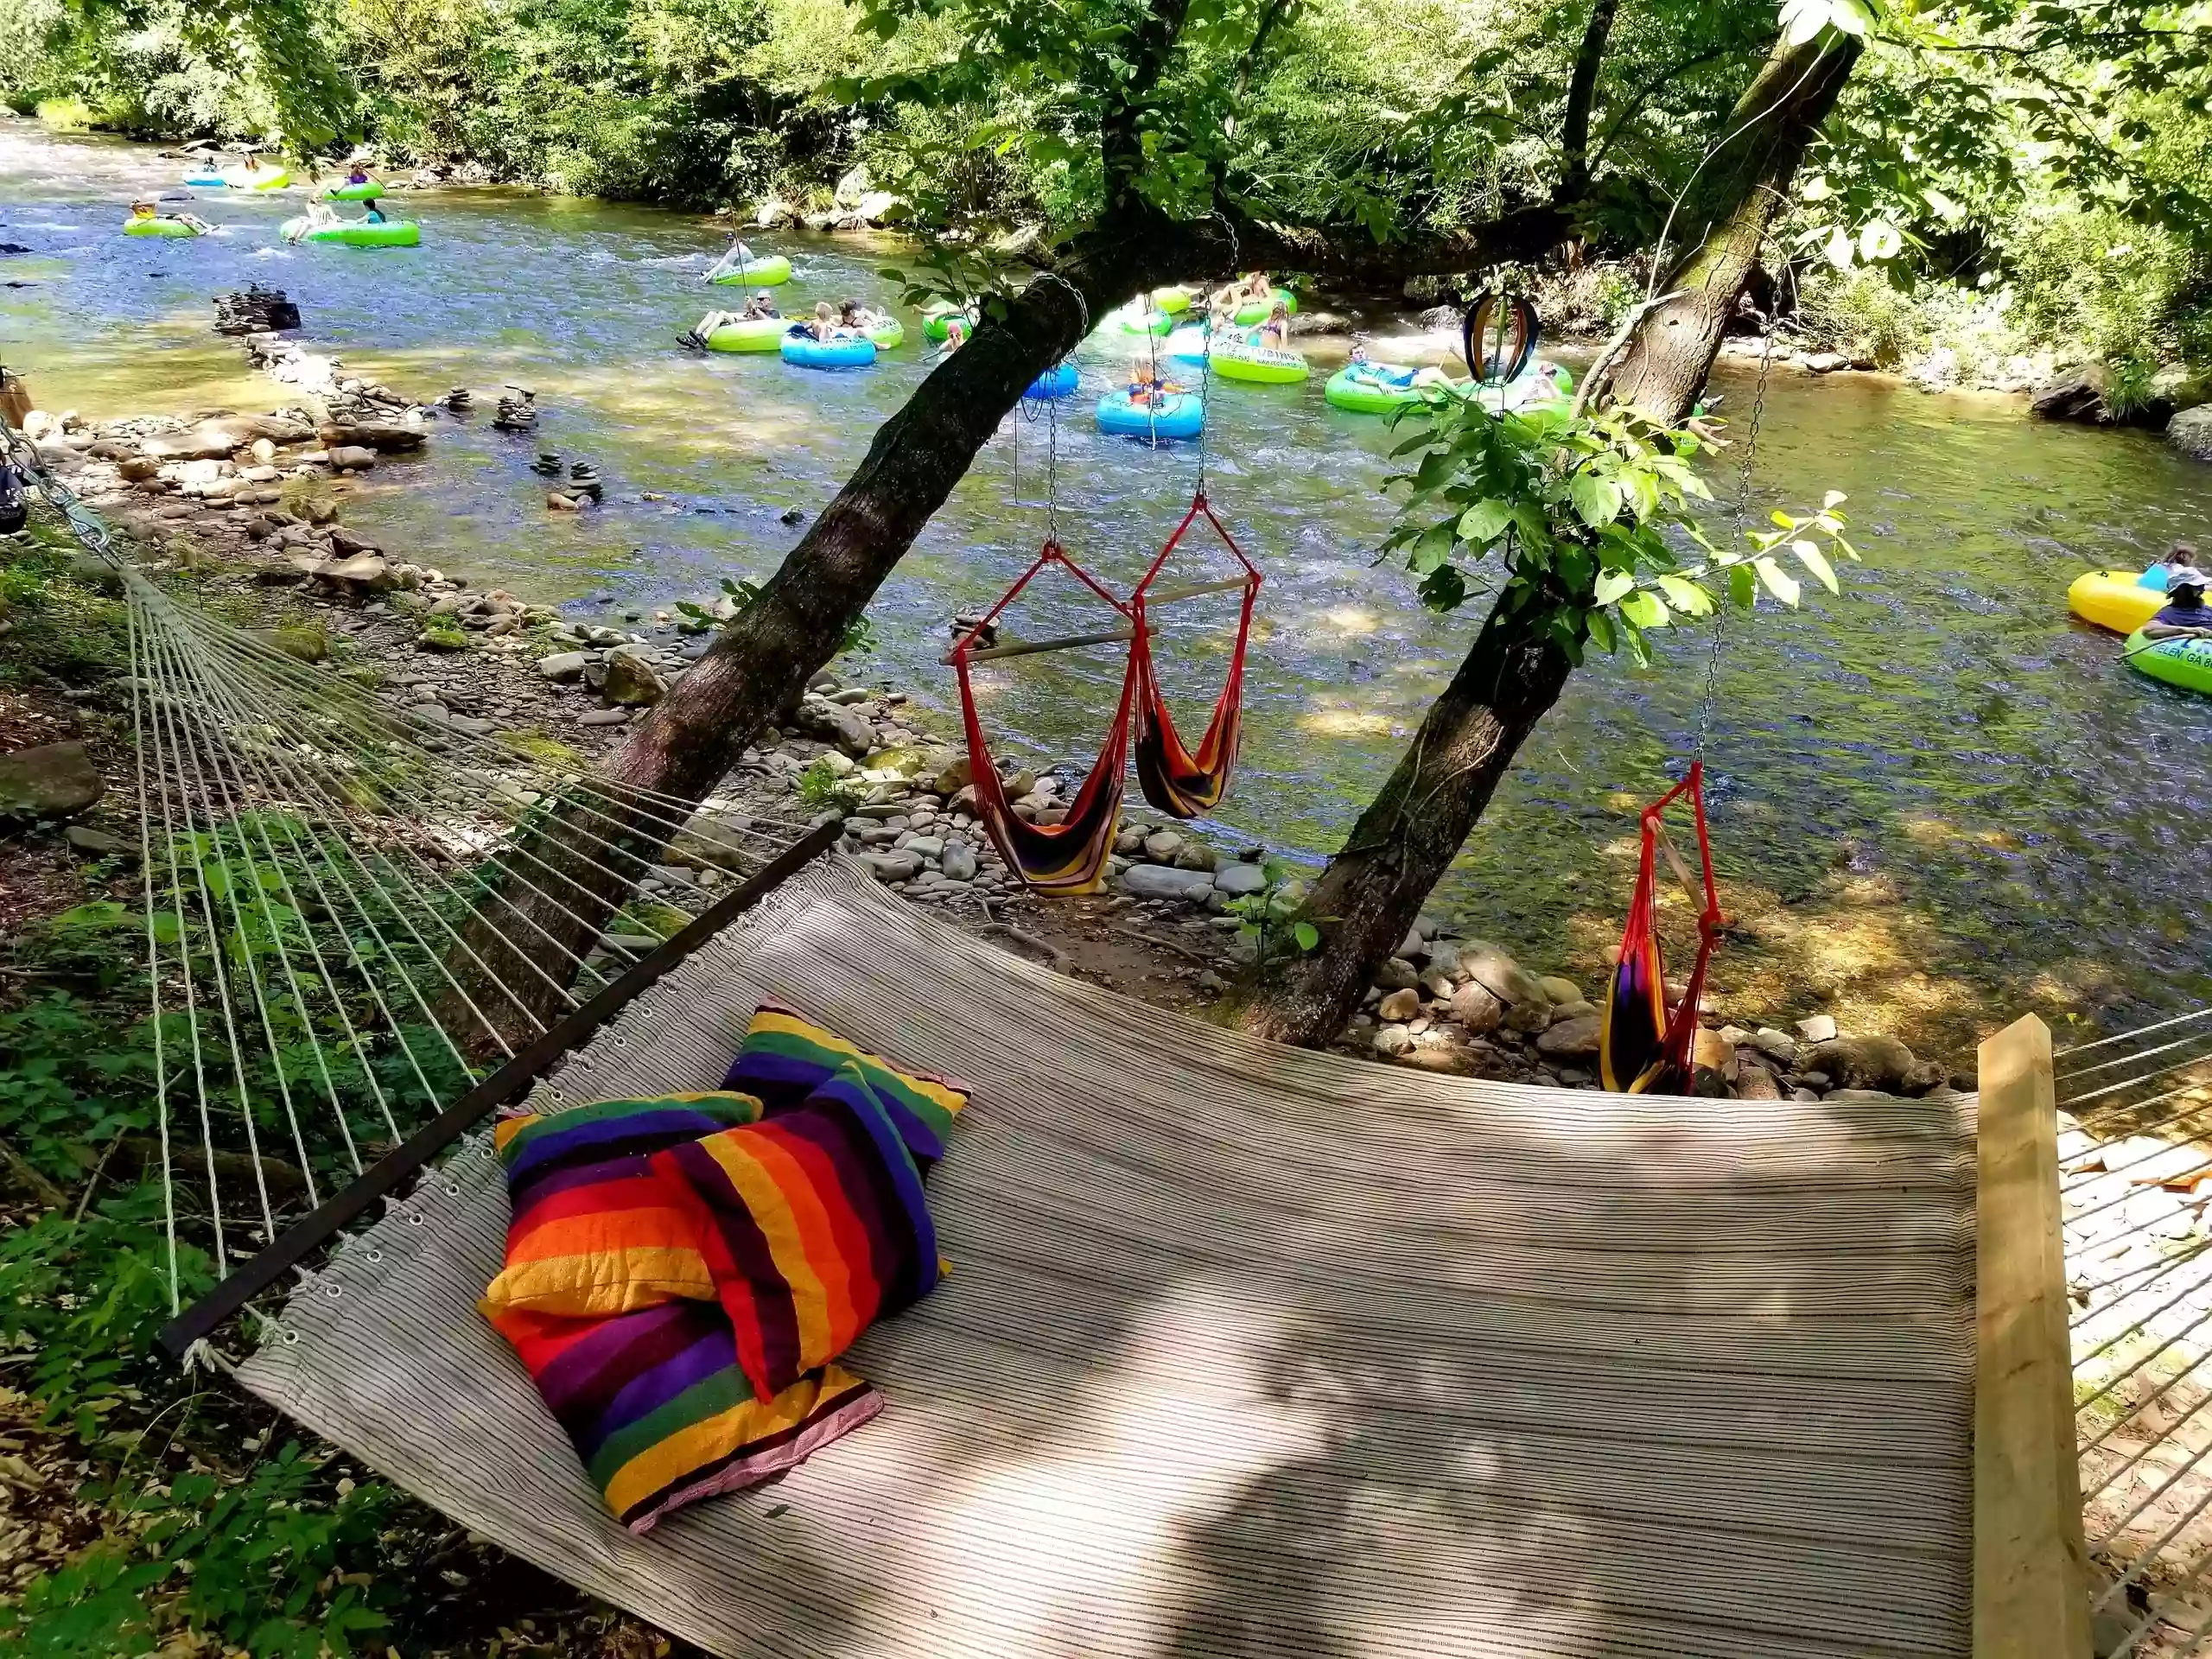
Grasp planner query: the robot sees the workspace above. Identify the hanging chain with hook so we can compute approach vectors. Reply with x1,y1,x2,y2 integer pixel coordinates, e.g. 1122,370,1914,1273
1690,309,1775,763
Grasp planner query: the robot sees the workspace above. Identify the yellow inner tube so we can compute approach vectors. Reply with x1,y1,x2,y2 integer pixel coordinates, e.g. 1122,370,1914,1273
2068,569,2164,635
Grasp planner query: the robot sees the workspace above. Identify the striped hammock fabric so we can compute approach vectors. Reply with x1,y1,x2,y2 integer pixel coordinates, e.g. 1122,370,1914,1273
1599,762,1724,1094
1130,491,1261,818
950,542,1138,895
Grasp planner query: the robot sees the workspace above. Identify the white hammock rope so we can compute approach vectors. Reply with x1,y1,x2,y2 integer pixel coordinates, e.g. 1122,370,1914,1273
4,426,826,1336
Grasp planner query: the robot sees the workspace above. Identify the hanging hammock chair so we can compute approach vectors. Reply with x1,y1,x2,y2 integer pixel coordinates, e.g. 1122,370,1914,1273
950,542,1137,896
1129,490,1262,819
1463,292,1541,387
1599,761,1725,1095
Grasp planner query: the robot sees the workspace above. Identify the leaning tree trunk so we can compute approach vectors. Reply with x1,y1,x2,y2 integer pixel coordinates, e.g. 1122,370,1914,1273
444,229,1198,1047
1583,29,1861,424
1240,596,1576,1045
1241,29,1864,1049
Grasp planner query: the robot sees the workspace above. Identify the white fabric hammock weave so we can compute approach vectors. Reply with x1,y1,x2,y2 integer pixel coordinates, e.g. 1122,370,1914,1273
238,857,1978,1659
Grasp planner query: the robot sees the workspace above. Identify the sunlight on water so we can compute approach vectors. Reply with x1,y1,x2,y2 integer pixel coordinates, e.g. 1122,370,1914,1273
8,119,2212,1050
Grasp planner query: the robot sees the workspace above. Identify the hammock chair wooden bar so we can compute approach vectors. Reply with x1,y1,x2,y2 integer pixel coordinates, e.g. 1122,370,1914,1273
938,576,1252,664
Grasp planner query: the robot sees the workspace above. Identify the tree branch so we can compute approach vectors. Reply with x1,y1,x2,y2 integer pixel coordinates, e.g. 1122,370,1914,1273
1558,0,1621,200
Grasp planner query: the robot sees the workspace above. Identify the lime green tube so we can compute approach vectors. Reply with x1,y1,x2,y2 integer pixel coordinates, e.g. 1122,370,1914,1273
1231,287,1299,326
1152,285,1194,315
869,317,906,349
705,317,788,353
1212,343,1309,384
2126,628,2212,696
709,255,791,286
325,181,385,201
124,217,200,238
1325,366,1420,413
281,217,422,247
923,303,976,343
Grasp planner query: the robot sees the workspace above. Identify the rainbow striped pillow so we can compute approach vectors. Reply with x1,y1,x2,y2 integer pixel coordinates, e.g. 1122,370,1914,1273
486,1297,880,1532
722,1005,969,1167
480,1091,765,1319
653,1059,941,1403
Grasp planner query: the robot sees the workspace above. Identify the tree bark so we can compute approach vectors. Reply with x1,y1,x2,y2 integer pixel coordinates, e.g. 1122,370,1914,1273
1557,0,1621,201
1583,30,1862,424
1240,594,1577,1045
1240,29,1865,1050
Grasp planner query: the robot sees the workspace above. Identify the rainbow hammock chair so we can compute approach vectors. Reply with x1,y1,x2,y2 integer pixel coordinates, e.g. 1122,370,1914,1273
1129,490,1262,819
1463,292,1541,387
950,542,1138,896
1599,762,1726,1095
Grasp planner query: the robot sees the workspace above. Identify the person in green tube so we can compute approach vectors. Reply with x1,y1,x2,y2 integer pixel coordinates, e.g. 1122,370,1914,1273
2144,563,2212,640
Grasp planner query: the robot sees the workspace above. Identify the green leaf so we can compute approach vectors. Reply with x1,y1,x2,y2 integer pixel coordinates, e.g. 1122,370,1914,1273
1728,563,1759,609
1752,556,1802,607
1821,490,1847,510
1790,538,1840,594
1456,499,1513,544
1292,921,1320,952
1567,471,1619,528
1592,569,1636,606
1620,591,1671,630
1586,608,1617,654
1656,575,1714,615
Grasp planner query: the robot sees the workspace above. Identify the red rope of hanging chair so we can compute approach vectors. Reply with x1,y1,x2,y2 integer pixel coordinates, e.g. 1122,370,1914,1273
1599,761,1725,1095
1128,489,1262,819
949,541,1138,896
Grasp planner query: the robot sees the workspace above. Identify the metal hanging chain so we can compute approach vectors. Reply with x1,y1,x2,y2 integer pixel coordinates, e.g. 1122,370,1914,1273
1045,386,1060,545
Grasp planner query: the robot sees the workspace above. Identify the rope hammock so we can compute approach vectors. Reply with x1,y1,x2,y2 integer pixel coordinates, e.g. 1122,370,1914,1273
1464,292,1541,388
949,542,1138,896
0,425,836,1350
1129,490,1260,819
1599,763,1723,1095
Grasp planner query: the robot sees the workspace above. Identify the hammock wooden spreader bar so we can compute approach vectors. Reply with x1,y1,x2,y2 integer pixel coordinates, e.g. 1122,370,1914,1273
950,542,1135,895
232,860,2092,1659
936,577,1250,664
1130,489,1260,818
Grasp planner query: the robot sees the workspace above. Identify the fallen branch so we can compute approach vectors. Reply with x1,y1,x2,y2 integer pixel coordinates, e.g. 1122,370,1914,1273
1114,925,1213,964
982,922,1072,974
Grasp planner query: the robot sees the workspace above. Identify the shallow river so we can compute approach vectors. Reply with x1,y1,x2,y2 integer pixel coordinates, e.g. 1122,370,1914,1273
7,122,2210,1053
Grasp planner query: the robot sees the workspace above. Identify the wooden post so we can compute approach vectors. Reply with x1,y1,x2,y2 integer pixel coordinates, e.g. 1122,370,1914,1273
1974,1013,2091,1658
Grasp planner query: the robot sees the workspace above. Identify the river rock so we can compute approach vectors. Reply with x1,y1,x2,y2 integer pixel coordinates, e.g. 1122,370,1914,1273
2170,404,2212,461
931,754,973,796
1736,1066,1784,1102
940,842,978,881
577,708,629,725
1537,975,1582,1006
1375,957,1421,992
1173,840,1217,873
1795,1014,1839,1044
1450,979,1503,1034
317,421,426,453
1213,861,1268,897
905,835,946,861
0,741,104,822
1120,863,1211,901
602,649,667,707
1750,1027,1799,1066
327,445,378,471
1801,351,1849,374
1373,1025,1414,1057
1458,939,1548,1007
1143,830,1184,863
117,456,158,481
1536,1014,1604,1058
1806,1034,1917,1094
139,416,312,461
1375,987,1420,1022
537,651,588,683
863,850,921,883
318,553,393,591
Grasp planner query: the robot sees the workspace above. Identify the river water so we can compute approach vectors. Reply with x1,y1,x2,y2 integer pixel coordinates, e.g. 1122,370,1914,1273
7,121,2209,1054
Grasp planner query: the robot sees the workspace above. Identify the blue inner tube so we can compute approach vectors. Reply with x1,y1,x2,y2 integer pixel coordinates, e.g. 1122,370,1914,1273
1096,390,1203,441
779,329,877,370
1025,362,1079,401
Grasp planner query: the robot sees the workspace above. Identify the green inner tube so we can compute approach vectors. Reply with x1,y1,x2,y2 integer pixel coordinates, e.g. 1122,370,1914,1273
709,255,791,286
325,181,385,201
922,304,977,343
705,316,788,353
1152,285,1194,315
2125,628,2212,696
1112,302,1174,336
283,217,421,248
1324,365,1421,413
869,317,906,350
1212,343,1310,385
124,217,200,238
1230,287,1299,326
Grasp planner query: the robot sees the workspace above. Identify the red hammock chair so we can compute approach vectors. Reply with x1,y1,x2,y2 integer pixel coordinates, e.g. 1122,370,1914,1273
1128,490,1262,819
1599,761,1726,1095
949,542,1138,896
